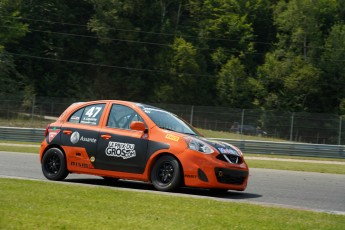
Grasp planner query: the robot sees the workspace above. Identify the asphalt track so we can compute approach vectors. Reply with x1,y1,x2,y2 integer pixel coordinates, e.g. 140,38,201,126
1,151,344,215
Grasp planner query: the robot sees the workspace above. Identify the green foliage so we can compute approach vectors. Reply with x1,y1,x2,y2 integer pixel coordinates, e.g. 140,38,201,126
256,51,320,111
0,0,345,114
0,0,28,95
0,0,28,45
320,24,345,113
216,56,252,107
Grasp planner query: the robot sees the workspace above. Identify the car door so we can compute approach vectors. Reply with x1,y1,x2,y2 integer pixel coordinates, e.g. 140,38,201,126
59,103,106,169
94,103,149,174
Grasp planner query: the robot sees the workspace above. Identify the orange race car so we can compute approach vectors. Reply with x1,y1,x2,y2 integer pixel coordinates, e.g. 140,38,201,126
39,100,249,192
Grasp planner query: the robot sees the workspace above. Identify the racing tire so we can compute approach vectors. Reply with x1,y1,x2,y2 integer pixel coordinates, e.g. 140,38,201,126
42,148,69,181
151,155,182,192
102,177,119,182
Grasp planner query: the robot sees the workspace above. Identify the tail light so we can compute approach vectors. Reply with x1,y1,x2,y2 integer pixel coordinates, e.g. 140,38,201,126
44,125,50,137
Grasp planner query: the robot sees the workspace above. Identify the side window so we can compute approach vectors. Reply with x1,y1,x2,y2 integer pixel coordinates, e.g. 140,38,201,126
68,109,83,124
107,104,144,130
68,104,105,126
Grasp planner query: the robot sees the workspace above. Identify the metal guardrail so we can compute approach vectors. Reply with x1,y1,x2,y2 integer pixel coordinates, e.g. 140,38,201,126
211,138,345,159
0,127,344,159
0,126,45,143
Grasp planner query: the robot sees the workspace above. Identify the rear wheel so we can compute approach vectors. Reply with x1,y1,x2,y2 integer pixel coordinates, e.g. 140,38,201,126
151,155,182,192
42,148,69,181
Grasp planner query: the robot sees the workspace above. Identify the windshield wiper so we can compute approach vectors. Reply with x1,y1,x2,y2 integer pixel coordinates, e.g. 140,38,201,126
183,132,197,136
159,126,175,132
159,126,197,136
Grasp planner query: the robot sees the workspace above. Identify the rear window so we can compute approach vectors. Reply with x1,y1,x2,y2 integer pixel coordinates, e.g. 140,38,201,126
68,104,105,126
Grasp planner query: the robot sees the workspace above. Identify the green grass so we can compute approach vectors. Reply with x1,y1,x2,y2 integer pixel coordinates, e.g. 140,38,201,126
0,140,40,153
0,140,40,145
0,178,344,230
198,128,284,142
246,159,345,174
246,153,345,162
0,145,40,153
0,117,50,128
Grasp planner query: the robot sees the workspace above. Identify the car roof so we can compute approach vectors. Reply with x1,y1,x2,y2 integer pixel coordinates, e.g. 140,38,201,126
57,100,169,122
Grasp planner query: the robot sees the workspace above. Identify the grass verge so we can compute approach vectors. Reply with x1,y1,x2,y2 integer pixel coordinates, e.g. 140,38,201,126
0,145,40,153
0,140,40,153
199,128,283,142
1,178,344,230
246,153,345,162
246,159,345,174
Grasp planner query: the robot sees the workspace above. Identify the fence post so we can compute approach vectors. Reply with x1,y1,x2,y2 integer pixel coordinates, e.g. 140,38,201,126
290,112,294,141
31,95,36,121
7,101,9,120
190,105,194,125
240,109,245,135
338,116,342,145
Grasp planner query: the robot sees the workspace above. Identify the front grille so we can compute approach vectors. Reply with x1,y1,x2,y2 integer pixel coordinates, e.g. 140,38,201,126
216,154,242,164
215,168,248,185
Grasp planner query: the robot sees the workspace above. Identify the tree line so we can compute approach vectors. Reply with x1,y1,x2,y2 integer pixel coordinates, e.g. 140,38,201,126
1,0,345,114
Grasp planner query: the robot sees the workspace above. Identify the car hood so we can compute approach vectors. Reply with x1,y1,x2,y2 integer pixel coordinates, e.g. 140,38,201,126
198,137,242,156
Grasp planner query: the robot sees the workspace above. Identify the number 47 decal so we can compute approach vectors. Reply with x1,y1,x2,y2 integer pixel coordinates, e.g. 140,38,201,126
85,107,102,118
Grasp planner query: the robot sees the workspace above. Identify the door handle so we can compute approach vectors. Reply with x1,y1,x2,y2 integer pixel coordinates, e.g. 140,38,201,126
63,130,72,135
101,134,112,140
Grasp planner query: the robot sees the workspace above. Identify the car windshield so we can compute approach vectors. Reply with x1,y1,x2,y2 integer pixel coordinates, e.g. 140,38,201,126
137,104,199,136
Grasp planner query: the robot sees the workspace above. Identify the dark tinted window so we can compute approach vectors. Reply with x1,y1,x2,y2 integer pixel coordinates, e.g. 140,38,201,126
107,104,144,130
68,109,83,124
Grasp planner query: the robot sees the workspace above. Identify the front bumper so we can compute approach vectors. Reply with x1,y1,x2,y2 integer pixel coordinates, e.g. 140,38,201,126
179,149,249,191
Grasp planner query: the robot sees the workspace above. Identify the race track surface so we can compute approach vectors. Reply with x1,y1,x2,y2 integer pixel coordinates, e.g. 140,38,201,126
1,151,344,215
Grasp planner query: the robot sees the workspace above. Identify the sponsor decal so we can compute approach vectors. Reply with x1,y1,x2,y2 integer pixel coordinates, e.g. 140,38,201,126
69,116,80,123
71,161,90,168
218,147,239,156
70,131,97,144
105,141,136,159
80,136,97,143
80,106,103,125
48,128,60,143
184,174,197,179
70,131,80,144
165,134,180,142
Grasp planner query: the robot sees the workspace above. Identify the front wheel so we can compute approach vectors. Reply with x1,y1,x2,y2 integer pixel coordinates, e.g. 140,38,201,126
151,155,182,192
41,148,69,181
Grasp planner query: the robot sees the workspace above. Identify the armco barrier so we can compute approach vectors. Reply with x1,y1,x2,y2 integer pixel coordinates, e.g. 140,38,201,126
210,138,345,159
0,126,45,142
0,126,344,159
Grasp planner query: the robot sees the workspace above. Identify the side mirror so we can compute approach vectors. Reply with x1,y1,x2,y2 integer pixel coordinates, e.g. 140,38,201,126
130,121,146,132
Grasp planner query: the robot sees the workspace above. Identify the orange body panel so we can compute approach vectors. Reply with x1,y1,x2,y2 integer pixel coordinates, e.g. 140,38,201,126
39,100,249,191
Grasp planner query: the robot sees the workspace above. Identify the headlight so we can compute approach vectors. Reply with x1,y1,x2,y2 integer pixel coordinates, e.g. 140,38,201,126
184,137,214,154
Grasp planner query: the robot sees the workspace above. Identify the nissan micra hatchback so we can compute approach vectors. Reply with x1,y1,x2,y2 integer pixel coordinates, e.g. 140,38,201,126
40,100,249,192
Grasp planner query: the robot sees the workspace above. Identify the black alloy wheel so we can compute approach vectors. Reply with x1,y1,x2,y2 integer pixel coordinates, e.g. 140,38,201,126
42,148,69,181
151,155,182,192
